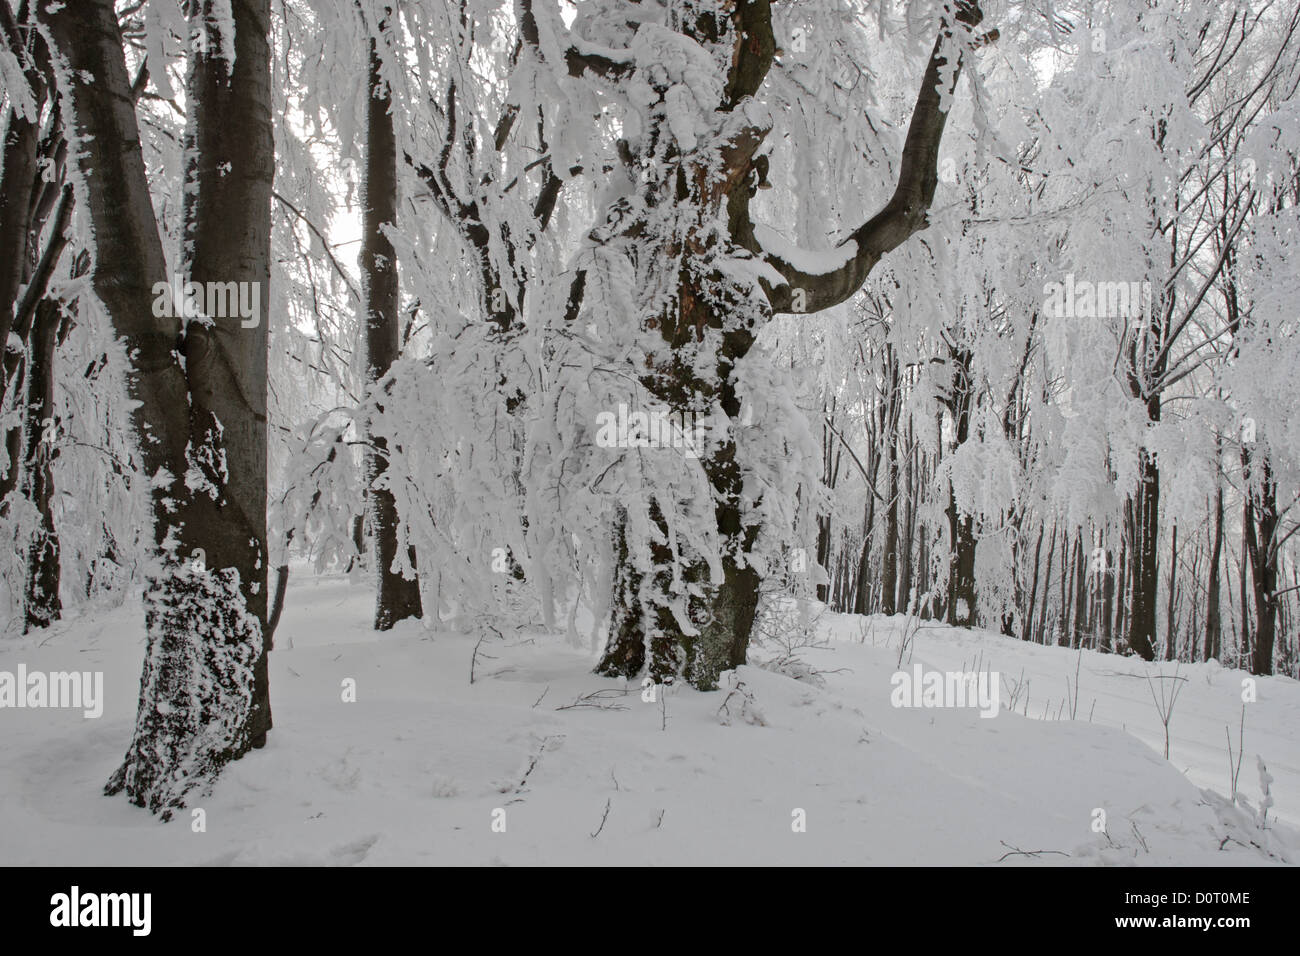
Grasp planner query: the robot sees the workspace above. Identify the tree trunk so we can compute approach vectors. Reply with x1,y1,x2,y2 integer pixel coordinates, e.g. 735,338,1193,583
1022,521,1044,642
1072,531,1087,647
1205,483,1224,661
853,476,880,616
1126,444,1159,659
1114,531,1128,642
41,0,273,817
816,405,840,603
21,298,62,631
0,1,46,371
881,385,900,615
900,417,916,613
362,7,422,630
1239,501,1252,666
1037,521,1057,644
1164,520,1178,661
571,0,985,687
176,0,275,741
1243,448,1277,676
1100,538,1115,652
944,346,976,626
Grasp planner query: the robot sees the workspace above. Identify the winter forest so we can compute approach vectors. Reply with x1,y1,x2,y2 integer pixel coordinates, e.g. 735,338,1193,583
2,0,1299,870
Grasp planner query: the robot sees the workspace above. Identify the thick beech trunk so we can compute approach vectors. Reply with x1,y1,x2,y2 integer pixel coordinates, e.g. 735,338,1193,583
41,0,274,816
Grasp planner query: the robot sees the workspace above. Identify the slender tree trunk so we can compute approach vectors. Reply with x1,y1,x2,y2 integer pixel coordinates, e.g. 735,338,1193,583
362,7,422,630
0,1,46,368
1206,482,1224,660
944,345,976,626
1164,520,1178,661
1022,521,1044,642
1239,500,1252,666
21,297,62,631
881,373,900,616
1037,522,1057,644
816,406,839,603
1243,449,1278,675
815,515,832,604
899,417,916,612
1072,531,1087,647
853,469,880,616
1126,443,1160,659
1100,536,1115,652
1187,538,1201,660
946,490,977,626
1056,527,1070,646
918,531,931,618
1114,533,1127,642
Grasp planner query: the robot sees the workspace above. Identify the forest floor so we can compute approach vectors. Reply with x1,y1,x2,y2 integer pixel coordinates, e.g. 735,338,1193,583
1,571,1296,865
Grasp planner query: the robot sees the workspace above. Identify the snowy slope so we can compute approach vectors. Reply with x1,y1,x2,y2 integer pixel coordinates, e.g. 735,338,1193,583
818,611,1300,830
0,575,1295,866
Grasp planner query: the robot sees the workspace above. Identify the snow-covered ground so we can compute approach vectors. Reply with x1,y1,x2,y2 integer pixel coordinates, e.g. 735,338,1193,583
0,573,1295,865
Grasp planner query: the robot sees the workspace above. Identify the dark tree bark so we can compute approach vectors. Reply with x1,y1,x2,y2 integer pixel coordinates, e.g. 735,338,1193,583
815,403,841,603
1242,447,1278,675
41,0,274,816
1021,522,1044,642
0,0,46,365
1072,531,1087,647
1122,216,1179,662
918,527,932,618
881,352,901,616
1115,534,1128,642
1058,529,1071,646
1125,442,1160,660
0,12,66,506
852,418,883,616
596,510,648,678
944,346,976,627
1164,521,1179,660
1100,539,1115,651
1238,510,1251,664
1037,521,1057,644
899,417,916,612
21,297,62,631
1205,481,1225,661
1,181,73,509
0,4,97,619
362,7,422,630
175,0,275,742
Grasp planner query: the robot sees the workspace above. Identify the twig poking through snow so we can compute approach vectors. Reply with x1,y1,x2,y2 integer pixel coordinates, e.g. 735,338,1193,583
996,841,1069,862
470,625,503,685
590,798,611,838
555,689,630,711
502,734,563,795
1144,662,1187,759
1226,704,1246,803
